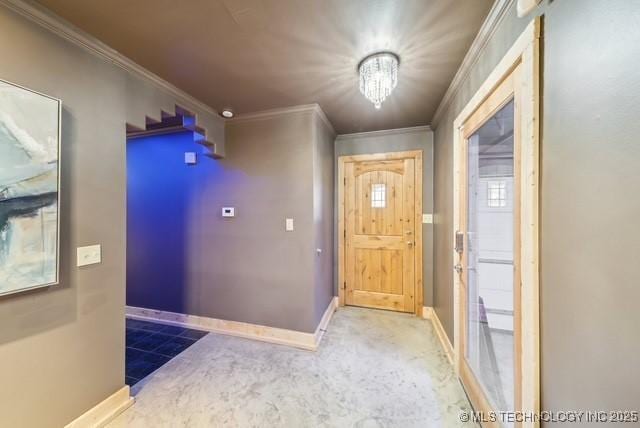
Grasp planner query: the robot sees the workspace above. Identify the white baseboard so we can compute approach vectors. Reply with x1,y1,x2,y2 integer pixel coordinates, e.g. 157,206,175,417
65,386,133,428
126,297,338,352
314,296,338,345
422,306,434,320
422,306,454,365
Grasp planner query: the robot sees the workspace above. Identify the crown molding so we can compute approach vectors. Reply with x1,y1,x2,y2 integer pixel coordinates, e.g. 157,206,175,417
230,103,336,136
313,104,336,137
335,125,431,141
430,0,515,127
0,0,219,117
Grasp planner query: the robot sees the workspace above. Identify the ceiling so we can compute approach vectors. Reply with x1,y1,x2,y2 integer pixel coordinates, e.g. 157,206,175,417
36,0,493,134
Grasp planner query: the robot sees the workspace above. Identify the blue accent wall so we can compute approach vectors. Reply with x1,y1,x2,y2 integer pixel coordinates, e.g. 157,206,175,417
127,131,209,313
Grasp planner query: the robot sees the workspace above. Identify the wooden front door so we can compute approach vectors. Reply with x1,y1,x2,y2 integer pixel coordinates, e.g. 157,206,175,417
339,151,422,313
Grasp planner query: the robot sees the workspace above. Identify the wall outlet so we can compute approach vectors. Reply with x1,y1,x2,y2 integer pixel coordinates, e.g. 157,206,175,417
77,244,101,267
222,207,235,217
285,218,294,231
422,214,433,224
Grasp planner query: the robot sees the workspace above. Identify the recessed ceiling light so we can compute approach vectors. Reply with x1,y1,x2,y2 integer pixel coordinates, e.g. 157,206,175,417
221,109,234,118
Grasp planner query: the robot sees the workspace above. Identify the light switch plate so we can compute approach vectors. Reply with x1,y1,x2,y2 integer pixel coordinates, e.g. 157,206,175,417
222,207,235,217
77,244,101,267
285,218,294,231
422,214,433,224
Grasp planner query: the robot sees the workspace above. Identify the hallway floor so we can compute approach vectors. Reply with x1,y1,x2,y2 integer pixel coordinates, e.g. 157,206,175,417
125,318,209,386
108,307,476,427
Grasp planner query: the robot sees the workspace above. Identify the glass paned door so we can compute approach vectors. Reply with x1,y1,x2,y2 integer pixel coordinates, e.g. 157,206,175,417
455,25,540,426
465,99,516,424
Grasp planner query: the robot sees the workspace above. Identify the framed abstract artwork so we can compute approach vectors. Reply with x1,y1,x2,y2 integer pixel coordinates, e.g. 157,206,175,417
0,79,61,296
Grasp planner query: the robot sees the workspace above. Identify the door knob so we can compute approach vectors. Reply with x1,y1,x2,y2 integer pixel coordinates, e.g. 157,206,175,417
454,264,463,274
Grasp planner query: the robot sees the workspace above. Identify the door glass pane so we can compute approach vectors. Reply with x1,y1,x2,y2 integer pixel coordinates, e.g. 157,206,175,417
371,183,386,208
466,99,515,422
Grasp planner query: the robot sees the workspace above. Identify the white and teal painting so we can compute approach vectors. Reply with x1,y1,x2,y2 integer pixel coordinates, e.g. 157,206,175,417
0,79,60,296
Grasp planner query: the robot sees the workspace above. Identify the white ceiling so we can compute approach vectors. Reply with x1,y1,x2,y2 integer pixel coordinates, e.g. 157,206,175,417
36,0,493,133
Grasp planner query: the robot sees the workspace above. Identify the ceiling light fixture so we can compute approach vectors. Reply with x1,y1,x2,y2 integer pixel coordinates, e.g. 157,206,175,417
358,52,399,109
221,108,234,118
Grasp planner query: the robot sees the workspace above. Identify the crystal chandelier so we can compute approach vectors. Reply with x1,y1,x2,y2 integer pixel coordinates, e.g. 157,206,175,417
358,52,399,109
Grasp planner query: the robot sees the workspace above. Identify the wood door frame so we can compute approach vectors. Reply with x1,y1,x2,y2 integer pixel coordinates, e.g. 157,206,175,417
338,150,423,316
459,66,521,428
453,18,540,427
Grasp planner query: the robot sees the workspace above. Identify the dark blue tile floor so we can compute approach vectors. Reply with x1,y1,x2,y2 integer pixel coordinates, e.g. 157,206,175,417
125,318,208,386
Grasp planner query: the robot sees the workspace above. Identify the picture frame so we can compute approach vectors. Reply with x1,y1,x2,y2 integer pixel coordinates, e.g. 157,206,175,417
0,78,62,297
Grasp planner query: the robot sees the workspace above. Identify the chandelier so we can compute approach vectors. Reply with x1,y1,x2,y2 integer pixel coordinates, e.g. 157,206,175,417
358,52,399,109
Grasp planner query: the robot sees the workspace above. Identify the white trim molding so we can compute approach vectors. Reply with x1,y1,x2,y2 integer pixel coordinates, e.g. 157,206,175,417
0,0,219,118
422,306,433,320
126,297,338,352
431,0,515,127
335,125,431,141
230,103,335,136
312,104,336,136
314,297,338,346
64,386,133,428
517,0,542,17
422,307,454,365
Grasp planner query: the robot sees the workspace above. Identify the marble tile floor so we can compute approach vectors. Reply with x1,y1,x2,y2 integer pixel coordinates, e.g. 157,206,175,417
110,307,477,427
125,318,209,386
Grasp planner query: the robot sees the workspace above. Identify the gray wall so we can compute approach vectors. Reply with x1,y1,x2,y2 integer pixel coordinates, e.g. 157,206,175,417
312,115,336,325
334,127,434,306
0,4,224,428
194,110,333,333
432,0,640,421
127,109,335,334
200,112,315,332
